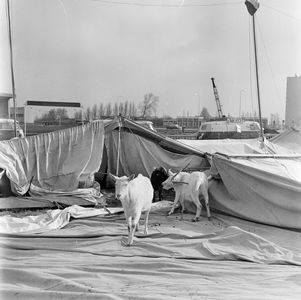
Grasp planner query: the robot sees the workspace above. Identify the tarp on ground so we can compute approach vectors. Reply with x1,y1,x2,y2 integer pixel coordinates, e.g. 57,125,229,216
0,204,123,234
0,122,104,202
1,202,301,299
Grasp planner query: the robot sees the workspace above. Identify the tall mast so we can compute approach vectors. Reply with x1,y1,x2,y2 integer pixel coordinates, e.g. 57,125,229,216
6,0,17,137
245,0,264,140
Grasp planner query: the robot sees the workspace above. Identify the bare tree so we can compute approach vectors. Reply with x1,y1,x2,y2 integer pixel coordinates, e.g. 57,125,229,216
37,108,68,121
106,103,112,116
113,103,118,116
74,110,83,120
57,108,68,119
119,102,124,116
139,93,159,118
200,107,211,120
129,102,138,118
47,109,57,120
98,103,105,118
124,101,129,117
91,104,98,120
85,106,91,120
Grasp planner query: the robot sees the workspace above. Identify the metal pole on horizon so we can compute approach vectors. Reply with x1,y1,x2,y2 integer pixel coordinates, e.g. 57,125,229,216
6,0,17,137
117,95,122,115
116,113,122,176
193,94,200,128
245,0,264,141
239,89,247,120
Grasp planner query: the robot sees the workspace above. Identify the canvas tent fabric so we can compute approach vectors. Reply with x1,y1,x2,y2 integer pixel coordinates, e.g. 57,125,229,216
99,118,210,187
270,123,301,154
1,117,301,228
1,117,301,229
1,118,301,298
104,118,207,157
0,117,211,203
177,138,301,229
0,122,104,199
1,202,301,299
0,204,123,234
208,154,301,229
178,137,299,156
178,138,264,155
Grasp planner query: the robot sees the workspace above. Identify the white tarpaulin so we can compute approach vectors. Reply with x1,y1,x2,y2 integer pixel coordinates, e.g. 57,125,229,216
178,138,299,156
102,118,210,185
0,122,104,197
1,202,301,299
270,123,301,154
0,204,123,234
209,154,301,229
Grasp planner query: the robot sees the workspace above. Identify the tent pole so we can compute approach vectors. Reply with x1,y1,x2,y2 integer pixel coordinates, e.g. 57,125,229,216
6,0,17,137
81,106,84,125
252,15,264,141
24,104,27,136
116,114,122,176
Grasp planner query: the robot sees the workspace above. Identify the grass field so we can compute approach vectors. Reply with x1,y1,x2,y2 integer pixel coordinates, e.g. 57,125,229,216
23,122,198,138
24,123,77,136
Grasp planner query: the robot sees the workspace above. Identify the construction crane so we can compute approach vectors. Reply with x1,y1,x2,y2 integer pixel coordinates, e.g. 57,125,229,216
211,77,224,119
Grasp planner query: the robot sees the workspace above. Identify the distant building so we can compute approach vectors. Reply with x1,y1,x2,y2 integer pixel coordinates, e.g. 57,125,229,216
163,118,178,127
10,107,25,123
242,117,268,130
0,93,13,117
286,76,301,128
163,116,203,129
177,116,203,129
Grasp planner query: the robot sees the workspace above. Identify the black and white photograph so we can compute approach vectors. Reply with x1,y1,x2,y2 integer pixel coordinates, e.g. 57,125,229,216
0,0,301,299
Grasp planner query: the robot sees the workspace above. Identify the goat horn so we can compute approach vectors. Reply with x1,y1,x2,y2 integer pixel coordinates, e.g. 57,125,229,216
171,172,178,181
171,163,190,181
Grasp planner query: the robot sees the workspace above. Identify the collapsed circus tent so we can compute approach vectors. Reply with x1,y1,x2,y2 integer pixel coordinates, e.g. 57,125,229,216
97,117,210,187
0,116,301,229
0,117,210,204
0,121,105,204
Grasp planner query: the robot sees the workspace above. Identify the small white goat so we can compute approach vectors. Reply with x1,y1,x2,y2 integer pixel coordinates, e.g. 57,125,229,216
162,170,211,222
109,173,153,246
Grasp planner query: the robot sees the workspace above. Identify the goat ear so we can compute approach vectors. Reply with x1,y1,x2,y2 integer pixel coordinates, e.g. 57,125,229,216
109,173,118,181
128,174,135,181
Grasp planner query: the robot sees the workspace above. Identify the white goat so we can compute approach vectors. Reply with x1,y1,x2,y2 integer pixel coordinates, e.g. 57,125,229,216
109,173,153,246
162,170,211,222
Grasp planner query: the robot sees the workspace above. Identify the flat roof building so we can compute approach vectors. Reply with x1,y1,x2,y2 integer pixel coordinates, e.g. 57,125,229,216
286,76,301,128
0,93,13,117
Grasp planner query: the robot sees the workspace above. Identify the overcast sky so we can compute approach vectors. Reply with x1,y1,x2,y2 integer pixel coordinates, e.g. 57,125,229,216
1,0,301,122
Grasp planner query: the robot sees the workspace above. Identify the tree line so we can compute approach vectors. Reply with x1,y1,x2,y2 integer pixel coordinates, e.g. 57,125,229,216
34,92,282,129
35,93,160,121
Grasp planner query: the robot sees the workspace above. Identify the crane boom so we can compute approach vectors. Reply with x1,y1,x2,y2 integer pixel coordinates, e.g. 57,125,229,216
211,77,224,119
